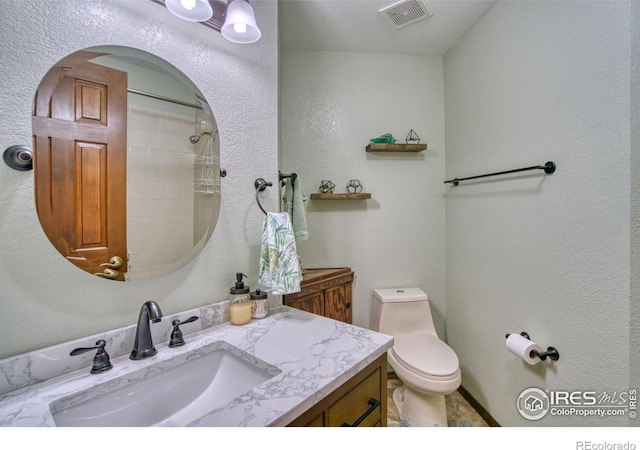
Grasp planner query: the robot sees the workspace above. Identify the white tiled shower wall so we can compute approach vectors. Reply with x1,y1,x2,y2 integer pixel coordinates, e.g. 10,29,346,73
193,117,220,246
126,100,196,278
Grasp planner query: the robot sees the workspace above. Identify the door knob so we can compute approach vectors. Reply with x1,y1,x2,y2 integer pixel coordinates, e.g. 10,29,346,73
94,268,119,279
100,256,123,269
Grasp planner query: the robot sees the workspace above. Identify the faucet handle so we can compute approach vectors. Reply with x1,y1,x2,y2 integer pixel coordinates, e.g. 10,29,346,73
169,316,199,348
178,316,199,325
70,339,113,374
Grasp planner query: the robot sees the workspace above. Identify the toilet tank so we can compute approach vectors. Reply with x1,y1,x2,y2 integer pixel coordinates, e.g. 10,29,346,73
371,287,437,337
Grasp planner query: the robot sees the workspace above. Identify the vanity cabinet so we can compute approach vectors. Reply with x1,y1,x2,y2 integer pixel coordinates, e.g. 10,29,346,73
284,267,353,324
287,353,387,427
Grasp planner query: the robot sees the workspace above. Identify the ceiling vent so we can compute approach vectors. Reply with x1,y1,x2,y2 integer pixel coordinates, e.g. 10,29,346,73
379,0,433,30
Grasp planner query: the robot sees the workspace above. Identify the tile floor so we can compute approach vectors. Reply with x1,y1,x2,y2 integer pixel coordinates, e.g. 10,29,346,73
387,374,489,427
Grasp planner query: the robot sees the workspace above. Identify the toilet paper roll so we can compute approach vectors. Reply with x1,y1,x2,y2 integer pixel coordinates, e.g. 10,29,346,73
506,333,542,365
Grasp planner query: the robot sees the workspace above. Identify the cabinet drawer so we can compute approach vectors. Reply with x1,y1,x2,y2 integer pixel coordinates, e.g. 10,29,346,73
289,411,324,427
327,368,381,427
286,354,387,427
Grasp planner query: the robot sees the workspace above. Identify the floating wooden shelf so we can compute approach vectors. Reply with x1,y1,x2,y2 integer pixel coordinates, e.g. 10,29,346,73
310,193,371,200
365,143,427,152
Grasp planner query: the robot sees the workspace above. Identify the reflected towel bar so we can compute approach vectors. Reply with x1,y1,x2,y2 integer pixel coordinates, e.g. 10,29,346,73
444,161,556,186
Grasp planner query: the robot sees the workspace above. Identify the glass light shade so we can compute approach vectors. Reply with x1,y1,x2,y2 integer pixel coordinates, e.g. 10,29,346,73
165,0,213,22
221,0,261,44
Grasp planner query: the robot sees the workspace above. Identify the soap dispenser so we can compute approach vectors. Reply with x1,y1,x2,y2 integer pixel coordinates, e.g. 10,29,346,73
229,273,251,325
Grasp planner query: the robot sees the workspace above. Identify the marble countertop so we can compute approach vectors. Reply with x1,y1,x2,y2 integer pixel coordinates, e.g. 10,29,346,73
0,306,393,427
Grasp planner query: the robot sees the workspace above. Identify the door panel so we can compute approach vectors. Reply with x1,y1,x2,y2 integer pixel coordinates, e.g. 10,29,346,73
325,284,352,323
33,56,127,280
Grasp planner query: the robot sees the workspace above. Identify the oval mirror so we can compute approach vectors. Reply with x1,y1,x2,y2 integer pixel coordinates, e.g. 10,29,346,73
32,45,220,281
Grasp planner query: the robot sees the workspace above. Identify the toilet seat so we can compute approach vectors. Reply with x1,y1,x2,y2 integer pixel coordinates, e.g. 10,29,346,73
391,334,459,380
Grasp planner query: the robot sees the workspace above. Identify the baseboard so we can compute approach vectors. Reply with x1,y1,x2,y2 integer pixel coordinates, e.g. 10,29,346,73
457,385,501,427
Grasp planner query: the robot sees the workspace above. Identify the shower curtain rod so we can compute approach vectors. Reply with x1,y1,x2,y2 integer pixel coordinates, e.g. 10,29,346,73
444,161,556,186
127,88,204,110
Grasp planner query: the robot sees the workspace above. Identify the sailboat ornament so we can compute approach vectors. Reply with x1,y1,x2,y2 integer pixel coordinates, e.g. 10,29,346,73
406,129,420,144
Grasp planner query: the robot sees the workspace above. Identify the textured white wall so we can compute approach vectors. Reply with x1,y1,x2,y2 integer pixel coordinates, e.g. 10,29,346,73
0,0,279,359
280,51,446,333
632,1,640,396
444,1,631,426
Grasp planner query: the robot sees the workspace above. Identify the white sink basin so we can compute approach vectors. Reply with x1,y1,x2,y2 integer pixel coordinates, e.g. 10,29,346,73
49,342,280,427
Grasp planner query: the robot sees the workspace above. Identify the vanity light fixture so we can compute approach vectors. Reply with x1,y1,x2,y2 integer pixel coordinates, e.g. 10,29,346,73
152,0,260,44
165,0,213,22
221,0,261,44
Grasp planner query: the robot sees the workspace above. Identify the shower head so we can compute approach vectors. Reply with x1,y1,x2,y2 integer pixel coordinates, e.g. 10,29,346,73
189,131,211,144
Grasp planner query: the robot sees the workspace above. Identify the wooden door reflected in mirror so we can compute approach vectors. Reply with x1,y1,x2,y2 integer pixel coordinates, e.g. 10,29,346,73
32,46,220,281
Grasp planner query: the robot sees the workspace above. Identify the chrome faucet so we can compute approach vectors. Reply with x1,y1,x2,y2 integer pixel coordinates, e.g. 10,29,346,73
130,300,163,360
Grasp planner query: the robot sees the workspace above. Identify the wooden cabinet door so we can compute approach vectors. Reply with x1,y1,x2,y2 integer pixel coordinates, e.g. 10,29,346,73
286,291,325,317
284,268,354,323
33,55,127,280
325,284,352,323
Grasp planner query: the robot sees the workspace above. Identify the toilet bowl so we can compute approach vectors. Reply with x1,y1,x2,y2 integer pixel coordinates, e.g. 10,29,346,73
371,287,461,427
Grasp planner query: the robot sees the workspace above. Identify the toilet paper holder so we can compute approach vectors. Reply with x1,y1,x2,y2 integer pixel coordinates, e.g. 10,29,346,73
505,332,560,361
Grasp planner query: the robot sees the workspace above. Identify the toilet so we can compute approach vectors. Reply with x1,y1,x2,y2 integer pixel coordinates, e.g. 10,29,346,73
371,287,461,427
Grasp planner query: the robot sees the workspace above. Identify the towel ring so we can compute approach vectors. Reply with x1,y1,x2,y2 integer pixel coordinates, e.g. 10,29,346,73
255,178,272,216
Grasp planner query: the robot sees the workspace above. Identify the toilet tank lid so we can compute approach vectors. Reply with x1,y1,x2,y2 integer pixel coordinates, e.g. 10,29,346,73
373,287,428,303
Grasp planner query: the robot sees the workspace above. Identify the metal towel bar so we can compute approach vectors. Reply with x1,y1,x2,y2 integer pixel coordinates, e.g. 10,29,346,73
279,171,297,186
255,173,298,215
255,178,273,215
444,161,556,186
279,172,298,213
